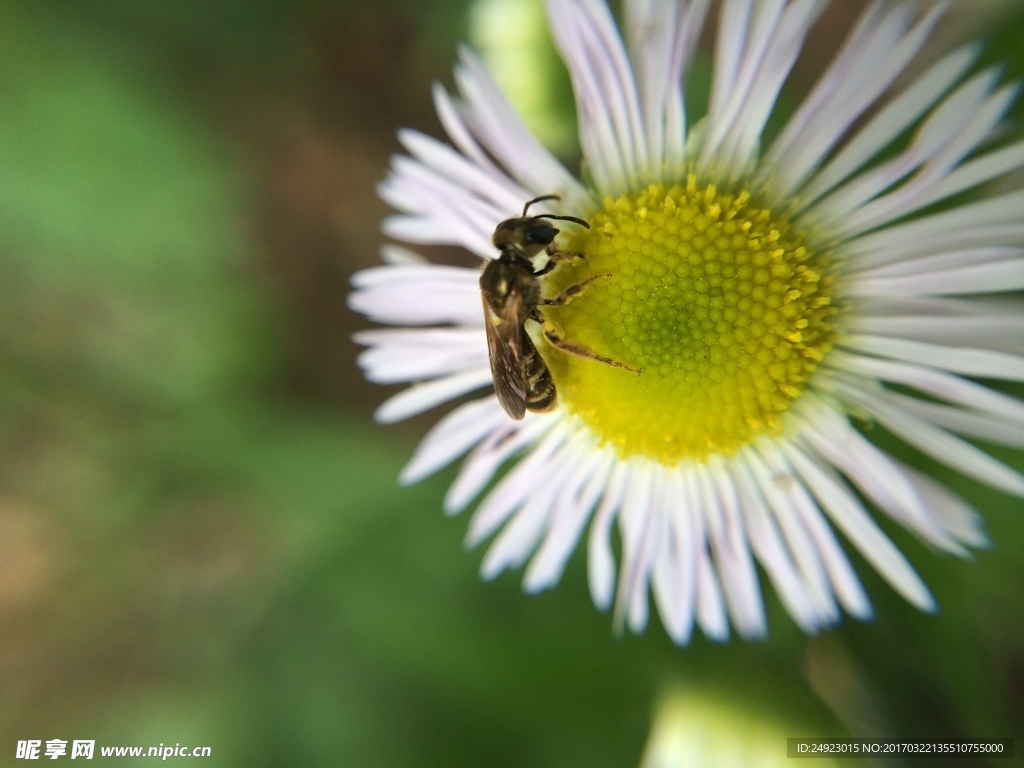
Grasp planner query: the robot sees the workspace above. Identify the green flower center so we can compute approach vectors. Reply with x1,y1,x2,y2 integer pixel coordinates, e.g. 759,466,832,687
541,178,837,464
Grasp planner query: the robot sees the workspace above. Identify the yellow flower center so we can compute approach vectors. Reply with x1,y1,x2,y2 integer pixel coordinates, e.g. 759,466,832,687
541,178,837,464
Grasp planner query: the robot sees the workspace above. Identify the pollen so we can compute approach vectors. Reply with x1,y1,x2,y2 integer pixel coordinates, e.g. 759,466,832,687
541,179,838,464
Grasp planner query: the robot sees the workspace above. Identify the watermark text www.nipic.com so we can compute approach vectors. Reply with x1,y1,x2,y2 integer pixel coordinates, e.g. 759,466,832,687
16,740,212,760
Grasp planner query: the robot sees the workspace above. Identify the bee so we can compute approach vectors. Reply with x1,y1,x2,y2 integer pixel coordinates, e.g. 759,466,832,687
481,195,639,420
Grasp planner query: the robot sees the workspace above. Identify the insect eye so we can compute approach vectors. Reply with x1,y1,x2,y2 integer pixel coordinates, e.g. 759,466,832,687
525,223,557,245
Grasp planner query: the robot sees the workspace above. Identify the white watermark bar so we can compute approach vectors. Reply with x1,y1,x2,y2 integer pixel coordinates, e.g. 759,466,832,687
15,740,212,760
787,738,1014,759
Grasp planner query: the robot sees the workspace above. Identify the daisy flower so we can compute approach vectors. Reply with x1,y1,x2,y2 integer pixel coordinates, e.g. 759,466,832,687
350,0,1024,643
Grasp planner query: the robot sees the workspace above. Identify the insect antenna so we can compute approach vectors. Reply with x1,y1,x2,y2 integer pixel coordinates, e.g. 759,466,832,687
535,213,590,229
520,195,561,217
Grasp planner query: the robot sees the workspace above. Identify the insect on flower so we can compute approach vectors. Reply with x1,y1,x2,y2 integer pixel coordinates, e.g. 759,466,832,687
351,0,1024,645
481,195,640,420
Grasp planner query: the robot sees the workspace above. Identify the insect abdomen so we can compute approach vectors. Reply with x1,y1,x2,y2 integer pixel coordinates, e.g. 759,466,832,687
524,336,556,412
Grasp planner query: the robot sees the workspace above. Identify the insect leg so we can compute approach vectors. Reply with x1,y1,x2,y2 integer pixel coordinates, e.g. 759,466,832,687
539,318,641,374
539,272,612,307
533,245,584,276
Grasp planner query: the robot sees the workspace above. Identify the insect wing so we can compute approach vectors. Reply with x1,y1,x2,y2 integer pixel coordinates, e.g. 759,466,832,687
482,291,529,419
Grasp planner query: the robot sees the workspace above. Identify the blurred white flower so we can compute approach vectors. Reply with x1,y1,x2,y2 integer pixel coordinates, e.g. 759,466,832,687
639,690,827,768
350,0,1024,643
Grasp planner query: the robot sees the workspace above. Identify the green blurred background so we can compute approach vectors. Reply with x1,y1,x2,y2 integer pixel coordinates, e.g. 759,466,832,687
1,1,1022,766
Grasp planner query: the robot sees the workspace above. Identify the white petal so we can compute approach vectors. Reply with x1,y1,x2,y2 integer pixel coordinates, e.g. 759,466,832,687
703,0,782,170
581,0,649,173
795,394,925,520
769,2,944,200
754,442,872,619
614,461,657,633
381,245,428,265
400,397,508,486
625,0,710,178
431,81,524,196
849,255,1024,298
794,394,961,552
901,137,1024,217
850,318,1024,356
844,189,1024,269
688,468,729,643
847,297,1024,355
443,412,556,514
379,214,476,251
846,243,1023,278
840,334,1024,381
830,352,1024,425
355,327,486,384
766,0,891,174
548,0,643,192
743,445,840,624
781,442,936,612
549,9,625,192
588,459,628,611
453,48,588,203
374,368,494,424
705,0,824,178
651,522,684,642
350,262,479,289
467,421,572,545
694,540,730,642
379,154,499,257
876,389,1024,448
832,376,1024,497
524,443,612,593
706,0,754,154
651,472,690,642
802,44,980,203
837,78,1019,237
398,128,527,215
897,463,989,551
349,264,481,327
353,327,481,347
704,457,764,638
729,0,824,168
481,445,580,580
733,453,823,632
627,514,659,634
812,68,1003,232
653,469,699,643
